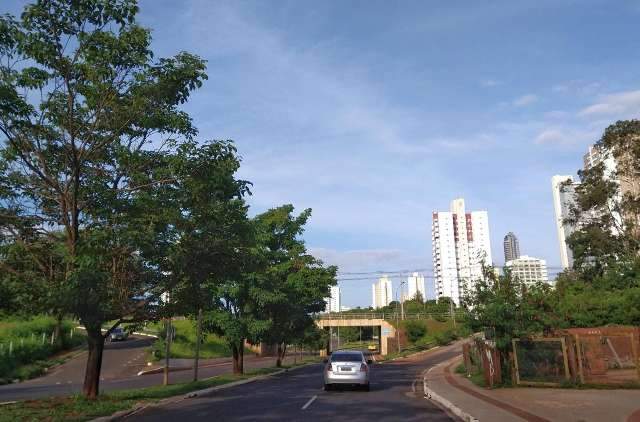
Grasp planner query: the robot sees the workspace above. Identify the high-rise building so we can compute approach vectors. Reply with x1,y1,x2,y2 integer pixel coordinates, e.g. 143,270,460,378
371,276,393,309
505,255,549,284
406,272,426,301
324,286,341,313
551,175,578,269
432,198,493,305
503,232,520,262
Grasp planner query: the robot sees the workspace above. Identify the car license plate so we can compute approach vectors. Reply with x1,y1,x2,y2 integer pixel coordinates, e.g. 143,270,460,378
340,366,352,371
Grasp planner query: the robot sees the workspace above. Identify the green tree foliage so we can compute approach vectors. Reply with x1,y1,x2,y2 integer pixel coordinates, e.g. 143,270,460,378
565,120,640,276
404,320,427,343
252,205,337,367
161,140,251,379
463,268,557,374
0,0,206,397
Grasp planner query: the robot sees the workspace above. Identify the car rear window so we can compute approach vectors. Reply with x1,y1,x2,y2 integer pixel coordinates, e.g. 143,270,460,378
330,353,362,362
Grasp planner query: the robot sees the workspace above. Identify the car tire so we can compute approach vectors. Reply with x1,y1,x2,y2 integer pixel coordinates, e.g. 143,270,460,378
324,384,332,391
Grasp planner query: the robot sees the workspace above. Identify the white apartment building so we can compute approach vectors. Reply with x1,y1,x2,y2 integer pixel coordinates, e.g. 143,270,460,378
372,276,393,309
551,175,578,269
505,255,549,284
406,272,426,301
432,198,493,305
324,286,341,313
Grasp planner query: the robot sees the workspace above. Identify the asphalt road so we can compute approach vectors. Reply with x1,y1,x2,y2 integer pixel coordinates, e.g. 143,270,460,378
133,343,462,422
0,336,311,402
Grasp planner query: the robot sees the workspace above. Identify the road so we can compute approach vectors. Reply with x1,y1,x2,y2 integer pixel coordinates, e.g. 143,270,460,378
0,335,302,402
133,343,462,422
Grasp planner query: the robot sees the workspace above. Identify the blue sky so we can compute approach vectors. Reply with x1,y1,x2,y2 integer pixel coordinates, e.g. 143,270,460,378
7,0,640,307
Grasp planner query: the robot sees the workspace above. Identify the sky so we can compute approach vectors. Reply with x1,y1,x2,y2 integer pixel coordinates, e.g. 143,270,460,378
6,0,640,307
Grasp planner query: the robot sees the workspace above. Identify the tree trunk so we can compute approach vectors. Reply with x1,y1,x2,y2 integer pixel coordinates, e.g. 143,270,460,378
276,342,287,367
193,308,202,382
82,327,105,399
276,343,283,368
239,340,244,373
232,342,242,374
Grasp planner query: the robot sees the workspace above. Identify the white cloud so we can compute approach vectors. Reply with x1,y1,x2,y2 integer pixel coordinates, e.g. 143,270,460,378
481,79,502,87
513,94,538,107
553,80,602,96
309,247,425,273
533,127,599,146
543,110,570,119
579,89,640,117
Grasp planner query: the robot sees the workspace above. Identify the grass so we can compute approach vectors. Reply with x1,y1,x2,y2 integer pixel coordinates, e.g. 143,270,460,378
146,319,233,360
0,367,283,422
0,316,85,383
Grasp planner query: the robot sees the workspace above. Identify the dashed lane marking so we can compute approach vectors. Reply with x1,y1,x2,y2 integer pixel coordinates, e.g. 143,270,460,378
301,395,317,410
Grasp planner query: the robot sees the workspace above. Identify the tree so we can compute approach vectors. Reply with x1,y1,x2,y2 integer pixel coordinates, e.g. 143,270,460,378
253,205,337,367
0,1,206,398
463,267,557,376
565,120,640,277
163,140,251,381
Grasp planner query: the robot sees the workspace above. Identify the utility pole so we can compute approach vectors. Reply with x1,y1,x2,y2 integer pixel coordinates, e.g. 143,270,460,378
395,288,401,353
399,280,406,320
450,299,456,328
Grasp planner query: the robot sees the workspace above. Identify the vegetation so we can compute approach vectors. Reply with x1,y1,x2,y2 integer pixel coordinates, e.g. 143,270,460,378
0,0,336,398
147,319,232,360
0,316,84,382
463,119,640,380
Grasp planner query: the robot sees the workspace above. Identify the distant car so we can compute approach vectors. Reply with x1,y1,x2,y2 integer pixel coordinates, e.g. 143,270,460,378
110,327,129,341
367,344,378,352
324,350,371,391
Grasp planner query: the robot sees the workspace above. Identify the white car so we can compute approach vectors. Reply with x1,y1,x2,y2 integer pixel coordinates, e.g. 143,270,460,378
323,350,371,391
109,327,129,341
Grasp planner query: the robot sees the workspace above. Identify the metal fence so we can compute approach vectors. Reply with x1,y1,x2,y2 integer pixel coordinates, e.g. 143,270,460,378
317,312,464,321
512,338,570,386
574,330,640,385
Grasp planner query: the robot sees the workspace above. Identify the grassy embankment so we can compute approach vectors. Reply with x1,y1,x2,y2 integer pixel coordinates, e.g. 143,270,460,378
145,319,241,360
0,316,85,384
338,318,467,361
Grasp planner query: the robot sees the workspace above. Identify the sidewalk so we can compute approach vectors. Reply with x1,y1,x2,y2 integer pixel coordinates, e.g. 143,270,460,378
424,356,640,422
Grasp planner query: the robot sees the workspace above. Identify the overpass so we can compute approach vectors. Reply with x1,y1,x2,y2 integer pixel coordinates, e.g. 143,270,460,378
315,313,399,355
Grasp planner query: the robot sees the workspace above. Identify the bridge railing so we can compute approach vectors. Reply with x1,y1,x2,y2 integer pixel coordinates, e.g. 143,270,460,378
315,312,464,321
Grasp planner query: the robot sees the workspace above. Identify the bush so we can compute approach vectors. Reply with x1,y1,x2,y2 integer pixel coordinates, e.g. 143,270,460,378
404,320,427,343
434,329,458,346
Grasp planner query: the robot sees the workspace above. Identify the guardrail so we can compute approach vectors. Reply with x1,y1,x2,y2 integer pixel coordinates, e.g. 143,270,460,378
316,312,464,321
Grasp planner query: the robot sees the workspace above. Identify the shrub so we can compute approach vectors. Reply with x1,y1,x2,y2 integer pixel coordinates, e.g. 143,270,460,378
404,320,427,343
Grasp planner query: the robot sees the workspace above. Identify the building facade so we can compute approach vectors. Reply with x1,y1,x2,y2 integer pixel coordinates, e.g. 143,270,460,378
503,232,520,262
505,255,549,284
324,286,341,313
432,198,493,305
406,272,426,301
372,276,393,309
551,175,578,269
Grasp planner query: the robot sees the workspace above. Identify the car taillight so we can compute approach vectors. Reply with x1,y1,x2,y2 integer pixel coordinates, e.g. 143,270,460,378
360,363,368,372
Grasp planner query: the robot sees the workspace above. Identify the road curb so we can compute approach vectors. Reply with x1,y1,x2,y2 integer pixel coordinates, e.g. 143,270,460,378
423,356,479,422
377,345,441,364
90,361,319,421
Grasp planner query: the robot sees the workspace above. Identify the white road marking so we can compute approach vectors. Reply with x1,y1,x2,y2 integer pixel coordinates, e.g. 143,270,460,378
301,395,317,410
